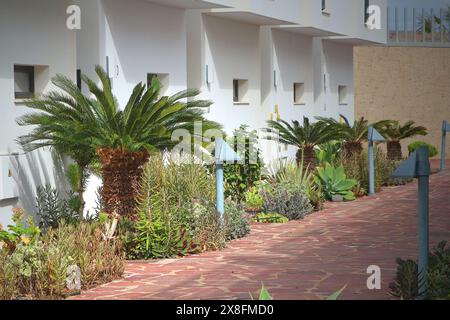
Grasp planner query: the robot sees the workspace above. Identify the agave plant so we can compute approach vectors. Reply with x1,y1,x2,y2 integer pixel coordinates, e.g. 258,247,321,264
18,66,222,218
314,163,357,201
377,120,427,160
265,117,335,169
315,140,342,165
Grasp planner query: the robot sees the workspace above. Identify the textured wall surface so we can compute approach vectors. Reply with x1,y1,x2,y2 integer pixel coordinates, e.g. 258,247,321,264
354,46,450,158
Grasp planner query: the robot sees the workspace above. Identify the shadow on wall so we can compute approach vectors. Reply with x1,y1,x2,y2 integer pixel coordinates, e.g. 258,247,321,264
5,148,69,223
101,0,187,87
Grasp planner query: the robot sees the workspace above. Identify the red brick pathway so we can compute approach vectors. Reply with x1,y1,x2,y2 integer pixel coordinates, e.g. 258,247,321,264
72,165,450,300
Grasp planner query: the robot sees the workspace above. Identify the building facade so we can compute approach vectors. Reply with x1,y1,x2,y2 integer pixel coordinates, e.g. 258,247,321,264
0,0,387,225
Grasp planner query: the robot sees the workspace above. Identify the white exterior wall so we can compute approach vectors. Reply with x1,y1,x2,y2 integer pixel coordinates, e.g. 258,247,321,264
260,29,315,161
190,14,262,133
77,0,188,105
0,0,76,226
301,0,387,44
322,41,355,122
0,0,386,223
77,0,189,215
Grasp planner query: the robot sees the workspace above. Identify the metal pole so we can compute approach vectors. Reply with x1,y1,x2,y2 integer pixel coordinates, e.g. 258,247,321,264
416,147,430,300
369,139,375,195
441,121,447,172
216,162,224,224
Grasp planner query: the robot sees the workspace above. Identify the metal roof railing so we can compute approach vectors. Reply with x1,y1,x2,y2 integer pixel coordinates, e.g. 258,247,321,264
387,7,450,47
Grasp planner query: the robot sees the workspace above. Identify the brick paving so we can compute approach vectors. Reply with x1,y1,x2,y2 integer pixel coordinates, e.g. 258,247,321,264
71,161,450,300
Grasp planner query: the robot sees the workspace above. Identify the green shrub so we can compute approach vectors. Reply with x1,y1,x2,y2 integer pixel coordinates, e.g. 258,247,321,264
261,183,313,220
122,155,228,259
315,141,342,166
314,163,357,201
222,125,264,202
224,201,251,241
390,241,450,300
408,141,438,158
0,208,40,254
268,160,324,211
244,187,263,211
252,213,288,224
36,185,79,232
0,218,124,300
340,149,407,193
190,203,226,251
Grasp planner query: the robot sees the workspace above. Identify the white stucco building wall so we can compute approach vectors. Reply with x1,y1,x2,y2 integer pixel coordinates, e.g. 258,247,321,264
0,0,388,224
0,0,76,226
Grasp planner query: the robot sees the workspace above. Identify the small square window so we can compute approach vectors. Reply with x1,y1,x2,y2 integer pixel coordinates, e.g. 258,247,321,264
147,73,169,96
293,83,306,105
233,79,249,104
14,65,35,99
338,85,348,105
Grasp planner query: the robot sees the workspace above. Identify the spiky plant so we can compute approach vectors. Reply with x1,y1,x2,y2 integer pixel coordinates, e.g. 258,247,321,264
81,66,222,217
377,120,427,160
316,115,370,157
16,75,97,220
17,66,222,218
265,117,335,169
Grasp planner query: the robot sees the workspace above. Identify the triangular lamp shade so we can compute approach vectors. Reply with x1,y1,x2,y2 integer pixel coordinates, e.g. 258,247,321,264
215,138,240,164
369,127,385,142
391,151,417,179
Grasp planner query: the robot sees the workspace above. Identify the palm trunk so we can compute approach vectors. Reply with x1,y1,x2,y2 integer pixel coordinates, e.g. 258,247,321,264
387,140,403,160
342,141,363,158
78,186,85,221
297,146,316,170
77,165,86,221
97,148,149,219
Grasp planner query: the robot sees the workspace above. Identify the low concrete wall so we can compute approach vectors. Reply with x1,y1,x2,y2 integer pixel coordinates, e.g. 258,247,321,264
354,46,450,159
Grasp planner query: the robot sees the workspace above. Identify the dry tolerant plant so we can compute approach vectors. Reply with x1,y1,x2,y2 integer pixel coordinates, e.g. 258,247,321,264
0,220,124,300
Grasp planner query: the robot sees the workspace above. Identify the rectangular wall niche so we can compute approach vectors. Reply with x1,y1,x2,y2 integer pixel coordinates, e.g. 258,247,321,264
233,79,249,104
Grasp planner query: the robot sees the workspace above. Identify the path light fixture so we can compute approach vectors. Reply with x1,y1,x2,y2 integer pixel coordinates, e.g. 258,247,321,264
391,146,430,300
440,120,450,172
215,138,240,226
368,126,385,195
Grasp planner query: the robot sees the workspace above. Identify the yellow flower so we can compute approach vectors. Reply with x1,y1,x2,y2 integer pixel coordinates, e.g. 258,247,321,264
21,236,31,245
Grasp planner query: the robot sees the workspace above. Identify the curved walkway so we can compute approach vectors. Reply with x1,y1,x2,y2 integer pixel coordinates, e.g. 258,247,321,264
72,167,450,300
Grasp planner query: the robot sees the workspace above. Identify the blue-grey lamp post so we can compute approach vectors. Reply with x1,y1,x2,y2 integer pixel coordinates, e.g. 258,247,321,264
391,146,431,300
440,120,450,172
215,138,240,226
368,126,385,196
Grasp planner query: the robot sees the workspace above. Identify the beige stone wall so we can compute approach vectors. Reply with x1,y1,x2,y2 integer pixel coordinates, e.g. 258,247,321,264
354,46,450,158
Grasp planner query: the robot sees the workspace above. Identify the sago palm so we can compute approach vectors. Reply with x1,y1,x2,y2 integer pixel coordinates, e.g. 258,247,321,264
17,75,97,220
81,66,222,217
377,120,427,160
18,66,222,218
265,117,335,168
316,115,369,157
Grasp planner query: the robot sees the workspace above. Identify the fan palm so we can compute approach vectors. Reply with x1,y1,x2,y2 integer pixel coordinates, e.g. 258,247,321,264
265,117,335,168
17,75,97,220
18,66,222,218
377,120,427,160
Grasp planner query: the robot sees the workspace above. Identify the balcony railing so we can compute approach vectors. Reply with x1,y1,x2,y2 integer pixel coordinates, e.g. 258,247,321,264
387,7,450,47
